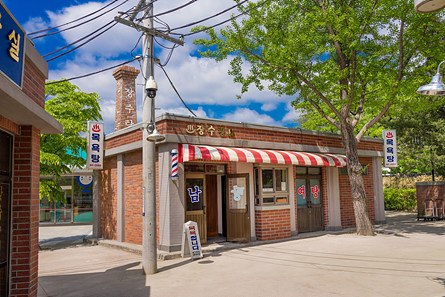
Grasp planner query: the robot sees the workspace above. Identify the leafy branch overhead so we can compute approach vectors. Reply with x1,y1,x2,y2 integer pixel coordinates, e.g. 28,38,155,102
40,81,102,202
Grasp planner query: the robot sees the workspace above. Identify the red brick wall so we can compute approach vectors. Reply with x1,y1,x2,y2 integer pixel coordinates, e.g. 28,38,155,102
124,151,143,244
10,126,40,297
112,66,139,131
339,157,375,228
157,119,382,152
101,156,118,240
22,57,45,108
255,209,291,241
0,116,20,135
105,130,142,150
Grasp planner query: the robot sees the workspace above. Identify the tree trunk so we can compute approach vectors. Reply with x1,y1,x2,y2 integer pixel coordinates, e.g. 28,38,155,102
341,121,375,236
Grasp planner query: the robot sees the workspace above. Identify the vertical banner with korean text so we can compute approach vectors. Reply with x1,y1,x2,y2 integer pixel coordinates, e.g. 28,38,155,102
87,121,104,169
383,129,397,167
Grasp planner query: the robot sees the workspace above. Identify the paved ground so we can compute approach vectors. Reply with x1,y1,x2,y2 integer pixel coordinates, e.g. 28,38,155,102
39,224,92,249
38,212,445,297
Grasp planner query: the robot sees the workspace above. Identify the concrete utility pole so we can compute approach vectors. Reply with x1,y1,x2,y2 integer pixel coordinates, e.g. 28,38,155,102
141,0,157,275
115,0,183,275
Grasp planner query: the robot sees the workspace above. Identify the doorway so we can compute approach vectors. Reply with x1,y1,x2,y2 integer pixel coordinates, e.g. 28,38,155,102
296,167,323,233
0,130,12,296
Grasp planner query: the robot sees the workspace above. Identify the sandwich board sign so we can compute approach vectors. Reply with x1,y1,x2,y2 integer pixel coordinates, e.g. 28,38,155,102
181,221,203,260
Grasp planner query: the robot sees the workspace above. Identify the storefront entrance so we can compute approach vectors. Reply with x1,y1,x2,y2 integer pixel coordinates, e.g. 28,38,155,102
296,167,323,233
184,164,250,244
0,130,12,296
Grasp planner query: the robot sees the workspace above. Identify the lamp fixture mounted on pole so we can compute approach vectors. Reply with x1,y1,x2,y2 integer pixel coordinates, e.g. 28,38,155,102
414,0,445,13
417,60,445,96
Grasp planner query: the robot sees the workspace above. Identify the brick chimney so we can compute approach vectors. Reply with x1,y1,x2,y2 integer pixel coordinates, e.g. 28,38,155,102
112,66,140,131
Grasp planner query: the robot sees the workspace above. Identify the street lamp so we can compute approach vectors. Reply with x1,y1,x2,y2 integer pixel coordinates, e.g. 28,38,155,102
417,61,445,95
414,0,445,13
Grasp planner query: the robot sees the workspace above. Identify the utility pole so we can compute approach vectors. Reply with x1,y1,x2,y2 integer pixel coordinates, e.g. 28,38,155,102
115,0,183,275
141,0,156,275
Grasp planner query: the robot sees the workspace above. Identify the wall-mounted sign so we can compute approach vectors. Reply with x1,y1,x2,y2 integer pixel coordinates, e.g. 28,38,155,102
231,185,245,202
0,2,25,87
76,176,93,194
186,124,235,138
383,129,397,167
187,186,202,203
181,221,203,260
87,121,104,169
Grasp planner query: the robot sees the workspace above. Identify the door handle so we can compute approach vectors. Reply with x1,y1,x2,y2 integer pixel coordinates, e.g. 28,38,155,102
245,204,249,214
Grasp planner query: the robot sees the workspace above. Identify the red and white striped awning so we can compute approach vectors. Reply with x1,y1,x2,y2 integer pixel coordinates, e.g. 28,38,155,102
178,144,347,167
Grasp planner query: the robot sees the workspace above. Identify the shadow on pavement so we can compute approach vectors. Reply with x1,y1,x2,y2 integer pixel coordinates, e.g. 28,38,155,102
376,211,445,236
39,262,150,297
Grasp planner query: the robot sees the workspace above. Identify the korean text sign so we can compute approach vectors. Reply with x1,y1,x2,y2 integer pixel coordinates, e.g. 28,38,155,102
0,2,25,87
181,221,203,260
87,121,104,169
383,129,397,167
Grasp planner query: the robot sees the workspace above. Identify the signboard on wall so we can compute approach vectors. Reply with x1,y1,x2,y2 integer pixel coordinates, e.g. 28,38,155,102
181,221,203,260
87,121,104,169
0,2,25,87
383,129,397,167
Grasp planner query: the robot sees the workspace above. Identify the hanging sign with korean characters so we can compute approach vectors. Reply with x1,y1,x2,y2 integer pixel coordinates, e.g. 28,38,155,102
0,2,25,87
181,221,203,260
383,129,398,167
87,121,104,169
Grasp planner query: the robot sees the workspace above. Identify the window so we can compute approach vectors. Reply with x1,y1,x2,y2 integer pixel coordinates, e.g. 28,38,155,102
254,167,289,205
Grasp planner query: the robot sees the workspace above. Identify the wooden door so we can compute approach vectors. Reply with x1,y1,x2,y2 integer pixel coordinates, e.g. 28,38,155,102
296,177,323,233
185,175,207,243
205,175,218,238
226,174,250,242
0,130,11,296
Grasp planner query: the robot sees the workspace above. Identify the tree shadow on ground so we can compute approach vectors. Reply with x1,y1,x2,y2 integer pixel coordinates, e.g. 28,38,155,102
376,212,445,236
38,262,150,297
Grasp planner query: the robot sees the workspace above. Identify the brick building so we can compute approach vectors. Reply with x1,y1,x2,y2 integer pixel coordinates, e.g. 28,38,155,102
0,3,62,296
99,66,385,253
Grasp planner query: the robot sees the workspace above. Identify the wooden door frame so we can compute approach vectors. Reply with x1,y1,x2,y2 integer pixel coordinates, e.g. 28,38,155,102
226,173,251,242
296,172,323,233
184,173,207,243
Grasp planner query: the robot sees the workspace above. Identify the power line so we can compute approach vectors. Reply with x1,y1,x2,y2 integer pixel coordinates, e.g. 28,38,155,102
136,0,197,23
29,0,120,36
45,57,139,85
157,63,197,117
169,0,249,33
45,20,117,61
31,0,129,39
181,0,271,37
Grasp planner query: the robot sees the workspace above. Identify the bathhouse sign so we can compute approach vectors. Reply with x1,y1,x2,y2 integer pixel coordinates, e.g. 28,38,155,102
87,121,104,169
383,129,397,167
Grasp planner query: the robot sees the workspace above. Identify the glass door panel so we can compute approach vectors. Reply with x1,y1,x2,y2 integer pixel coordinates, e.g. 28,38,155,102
296,179,307,206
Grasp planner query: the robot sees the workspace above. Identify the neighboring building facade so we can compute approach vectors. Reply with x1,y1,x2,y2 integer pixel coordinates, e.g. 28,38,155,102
0,2,62,296
98,66,385,254
40,172,94,224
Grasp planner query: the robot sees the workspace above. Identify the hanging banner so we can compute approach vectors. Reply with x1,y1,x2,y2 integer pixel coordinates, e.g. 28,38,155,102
181,221,203,260
383,129,397,167
87,121,104,169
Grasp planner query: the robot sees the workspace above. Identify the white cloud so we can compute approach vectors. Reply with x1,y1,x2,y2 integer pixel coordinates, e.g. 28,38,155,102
282,102,302,125
222,108,279,126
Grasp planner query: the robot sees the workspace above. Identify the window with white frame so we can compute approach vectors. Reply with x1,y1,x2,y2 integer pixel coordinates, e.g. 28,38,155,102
254,167,289,205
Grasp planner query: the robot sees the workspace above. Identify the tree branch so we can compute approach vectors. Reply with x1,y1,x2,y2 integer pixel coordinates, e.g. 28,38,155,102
356,101,391,141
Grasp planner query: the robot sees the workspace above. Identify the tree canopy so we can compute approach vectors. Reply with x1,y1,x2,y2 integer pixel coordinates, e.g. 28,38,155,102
40,81,102,202
193,0,445,235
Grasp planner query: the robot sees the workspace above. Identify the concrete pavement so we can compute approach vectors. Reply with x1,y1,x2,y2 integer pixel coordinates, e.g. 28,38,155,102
38,212,445,297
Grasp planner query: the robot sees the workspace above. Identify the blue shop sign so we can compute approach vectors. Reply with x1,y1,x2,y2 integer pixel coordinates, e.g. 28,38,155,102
0,2,25,87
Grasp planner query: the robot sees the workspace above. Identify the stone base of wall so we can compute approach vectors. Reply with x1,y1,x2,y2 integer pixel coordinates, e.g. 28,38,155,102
255,209,291,241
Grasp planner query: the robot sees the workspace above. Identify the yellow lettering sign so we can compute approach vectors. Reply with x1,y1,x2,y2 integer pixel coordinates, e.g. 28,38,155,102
8,29,20,62
186,125,195,134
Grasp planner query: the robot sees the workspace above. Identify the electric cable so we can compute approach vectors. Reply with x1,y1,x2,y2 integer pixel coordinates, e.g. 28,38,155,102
136,0,197,22
169,0,249,33
157,63,197,117
28,0,120,36
181,0,270,37
45,57,139,85
45,21,117,61
31,0,129,40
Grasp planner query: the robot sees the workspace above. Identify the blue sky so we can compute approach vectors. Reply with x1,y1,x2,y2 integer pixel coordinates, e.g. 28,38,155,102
5,0,300,134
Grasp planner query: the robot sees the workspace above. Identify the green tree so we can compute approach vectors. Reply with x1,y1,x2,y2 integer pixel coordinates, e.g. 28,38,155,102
40,81,102,202
193,0,445,235
381,101,445,177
